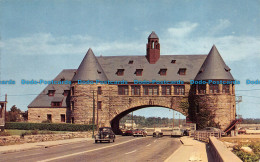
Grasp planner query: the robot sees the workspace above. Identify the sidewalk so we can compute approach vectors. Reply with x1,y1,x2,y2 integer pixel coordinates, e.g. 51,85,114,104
165,136,213,162
0,137,92,154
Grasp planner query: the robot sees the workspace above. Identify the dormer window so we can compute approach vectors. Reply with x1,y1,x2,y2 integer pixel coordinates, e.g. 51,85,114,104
97,70,101,74
178,68,186,75
48,90,55,96
171,60,176,64
135,69,143,76
60,78,65,81
63,90,70,96
116,69,124,76
128,60,133,64
159,69,167,76
51,101,62,107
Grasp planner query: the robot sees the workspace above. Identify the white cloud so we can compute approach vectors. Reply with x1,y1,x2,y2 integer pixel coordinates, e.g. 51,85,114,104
0,20,259,62
167,21,198,38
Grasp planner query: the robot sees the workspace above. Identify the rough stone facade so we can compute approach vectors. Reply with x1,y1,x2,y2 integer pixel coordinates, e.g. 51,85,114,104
0,131,95,146
28,108,67,123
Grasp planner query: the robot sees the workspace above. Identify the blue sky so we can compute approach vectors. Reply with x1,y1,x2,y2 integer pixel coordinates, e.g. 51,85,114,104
0,0,260,119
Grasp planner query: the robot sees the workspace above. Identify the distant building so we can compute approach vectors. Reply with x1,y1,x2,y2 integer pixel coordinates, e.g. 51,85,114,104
124,120,137,129
0,95,7,131
28,31,236,133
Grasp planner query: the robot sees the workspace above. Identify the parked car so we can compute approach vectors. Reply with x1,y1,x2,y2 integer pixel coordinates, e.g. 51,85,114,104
183,128,190,136
201,127,226,136
133,129,147,137
95,127,115,143
238,127,246,134
171,127,183,137
153,128,163,137
123,129,134,136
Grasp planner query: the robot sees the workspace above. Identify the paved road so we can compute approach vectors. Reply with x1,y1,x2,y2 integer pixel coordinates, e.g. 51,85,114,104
0,136,181,162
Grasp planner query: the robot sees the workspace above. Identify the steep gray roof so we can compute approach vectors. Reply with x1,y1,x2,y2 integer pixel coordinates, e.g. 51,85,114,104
72,48,108,82
28,69,75,108
148,31,158,39
194,45,234,80
97,55,206,82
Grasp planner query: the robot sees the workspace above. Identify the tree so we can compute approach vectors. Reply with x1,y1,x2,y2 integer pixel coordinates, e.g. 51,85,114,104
6,105,22,122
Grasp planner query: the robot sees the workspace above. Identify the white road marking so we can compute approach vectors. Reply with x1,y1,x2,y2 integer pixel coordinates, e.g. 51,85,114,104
37,138,142,162
146,144,151,147
125,149,137,155
15,152,41,158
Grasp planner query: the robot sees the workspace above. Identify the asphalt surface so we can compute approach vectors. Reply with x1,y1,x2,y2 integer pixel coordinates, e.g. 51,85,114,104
0,136,181,162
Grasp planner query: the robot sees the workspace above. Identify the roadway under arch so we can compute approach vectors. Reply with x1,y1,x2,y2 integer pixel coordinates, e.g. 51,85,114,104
110,105,187,135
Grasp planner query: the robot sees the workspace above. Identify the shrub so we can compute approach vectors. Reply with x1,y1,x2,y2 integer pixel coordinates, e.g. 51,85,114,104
42,120,52,123
5,122,95,132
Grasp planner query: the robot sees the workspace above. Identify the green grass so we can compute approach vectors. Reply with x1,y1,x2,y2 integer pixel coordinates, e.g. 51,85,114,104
6,129,70,136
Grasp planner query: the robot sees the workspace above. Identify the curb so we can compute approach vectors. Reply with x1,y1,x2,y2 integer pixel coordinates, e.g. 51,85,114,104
0,138,92,154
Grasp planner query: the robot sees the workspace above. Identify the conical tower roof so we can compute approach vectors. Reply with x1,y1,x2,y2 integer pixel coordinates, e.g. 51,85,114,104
195,45,234,80
72,48,108,82
148,31,158,39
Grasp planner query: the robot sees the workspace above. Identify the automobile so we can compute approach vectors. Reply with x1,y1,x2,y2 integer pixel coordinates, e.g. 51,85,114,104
120,128,126,135
153,128,163,137
201,127,226,136
123,129,134,136
171,127,183,137
95,127,115,143
183,128,190,136
238,127,246,134
133,129,147,137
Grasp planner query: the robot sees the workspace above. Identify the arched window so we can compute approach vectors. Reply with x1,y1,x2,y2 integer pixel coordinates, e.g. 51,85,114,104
152,41,154,49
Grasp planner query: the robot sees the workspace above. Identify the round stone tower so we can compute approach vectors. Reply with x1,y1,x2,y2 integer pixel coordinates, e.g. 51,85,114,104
192,45,236,130
70,48,109,125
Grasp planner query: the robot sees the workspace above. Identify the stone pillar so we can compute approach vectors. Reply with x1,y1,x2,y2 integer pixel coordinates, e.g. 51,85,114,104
196,84,198,95
140,85,143,96
171,85,174,96
159,85,162,96
231,84,234,95
219,84,223,94
129,85,131,96
206,83,209,94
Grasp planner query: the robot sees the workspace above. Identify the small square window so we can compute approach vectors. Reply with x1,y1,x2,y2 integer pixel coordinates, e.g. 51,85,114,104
63,90,70,96
128,60,134,64
171,60,176,64
48,90,55,96
135,69,143,76
97,101,102,110
159,69,167,76
98,86,102,95
178,68,186,75
116,69,124,76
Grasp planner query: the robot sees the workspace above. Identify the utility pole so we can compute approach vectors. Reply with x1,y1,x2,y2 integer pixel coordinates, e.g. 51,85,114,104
131,111,133,129
92,90,95,138
96,90,99,131
172,110,174,128
178,113,180,128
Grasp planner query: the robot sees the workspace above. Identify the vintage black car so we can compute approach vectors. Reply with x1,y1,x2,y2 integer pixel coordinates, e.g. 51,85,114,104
95,127,116,143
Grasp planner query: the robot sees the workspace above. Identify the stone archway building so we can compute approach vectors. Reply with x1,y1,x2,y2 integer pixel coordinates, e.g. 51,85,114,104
28,32,236,133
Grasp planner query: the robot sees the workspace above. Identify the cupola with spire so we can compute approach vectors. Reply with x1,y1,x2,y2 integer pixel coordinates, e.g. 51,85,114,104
146,31,160,64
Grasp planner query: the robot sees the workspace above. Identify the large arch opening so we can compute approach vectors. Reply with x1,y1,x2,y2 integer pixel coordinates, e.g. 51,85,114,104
110,105,186,134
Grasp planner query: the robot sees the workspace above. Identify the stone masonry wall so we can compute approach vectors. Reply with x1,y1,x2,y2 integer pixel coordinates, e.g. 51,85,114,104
0,131,95,146
28,108,67,123
71,83,190,129
195,94,236,130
